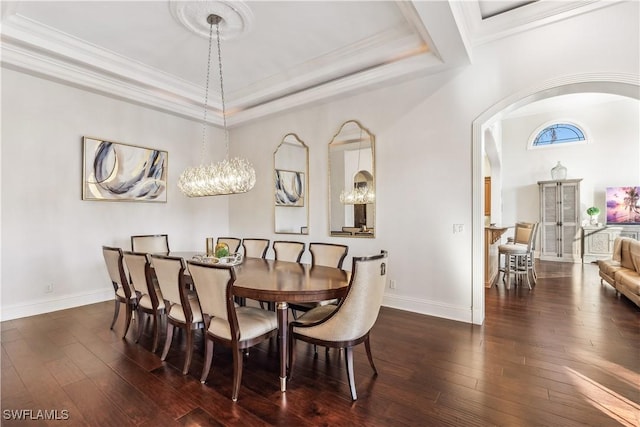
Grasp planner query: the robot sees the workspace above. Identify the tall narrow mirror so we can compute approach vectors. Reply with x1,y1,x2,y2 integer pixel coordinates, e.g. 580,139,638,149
329,120,375,238
274,133,309,234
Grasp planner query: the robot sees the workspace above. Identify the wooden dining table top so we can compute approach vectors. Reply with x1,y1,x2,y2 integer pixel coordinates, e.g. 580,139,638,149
170,252,351,303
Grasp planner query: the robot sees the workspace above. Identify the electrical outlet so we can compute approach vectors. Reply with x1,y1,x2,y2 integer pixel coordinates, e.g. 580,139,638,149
389,279,397,289
45,284,53,293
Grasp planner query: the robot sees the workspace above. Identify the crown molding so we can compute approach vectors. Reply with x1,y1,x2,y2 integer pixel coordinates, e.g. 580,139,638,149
456,0,622,46
1,9,447,127
227,51,444,126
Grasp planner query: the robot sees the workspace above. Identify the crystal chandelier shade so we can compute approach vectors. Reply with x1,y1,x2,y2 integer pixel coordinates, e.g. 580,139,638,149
340,126,374,205
178,157,256,196
179,14,256,197
340,186,375,205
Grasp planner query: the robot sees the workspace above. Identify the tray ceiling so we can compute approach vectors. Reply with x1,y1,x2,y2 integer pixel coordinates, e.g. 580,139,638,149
0,0,618,126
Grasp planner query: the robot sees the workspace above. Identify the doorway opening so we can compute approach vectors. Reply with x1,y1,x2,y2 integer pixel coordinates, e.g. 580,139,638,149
471,74,640,325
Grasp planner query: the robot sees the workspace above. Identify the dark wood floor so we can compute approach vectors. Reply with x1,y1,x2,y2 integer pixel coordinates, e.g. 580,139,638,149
2,261,639,426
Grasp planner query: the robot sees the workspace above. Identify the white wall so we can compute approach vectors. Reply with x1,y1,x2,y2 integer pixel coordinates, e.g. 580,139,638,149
228,1,639,322
2,1,638,322
500,98,640,228
1,69,232,320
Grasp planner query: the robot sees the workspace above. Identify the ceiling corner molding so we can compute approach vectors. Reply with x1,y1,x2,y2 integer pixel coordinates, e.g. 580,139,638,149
459,0,623,46
410,1,472,68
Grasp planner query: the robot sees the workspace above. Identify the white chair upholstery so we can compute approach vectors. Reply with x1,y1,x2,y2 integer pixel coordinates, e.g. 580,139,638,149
309,243,348,269
131,234,169,254
273,241,305,262
217,237,241,254
102,246,137,339
150,254,203,374
187,261,277,402
290,243,349,317
242,238,270,258
123,251,165,352
288,250,388,401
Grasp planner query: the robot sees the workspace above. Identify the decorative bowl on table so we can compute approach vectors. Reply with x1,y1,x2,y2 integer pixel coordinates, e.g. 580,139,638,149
216,253,244,265
193,253,243,266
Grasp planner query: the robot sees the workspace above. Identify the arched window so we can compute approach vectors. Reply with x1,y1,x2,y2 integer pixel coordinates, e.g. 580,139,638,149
530,122,587,148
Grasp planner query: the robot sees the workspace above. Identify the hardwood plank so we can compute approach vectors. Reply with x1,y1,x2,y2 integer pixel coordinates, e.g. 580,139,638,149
62,378,135,426
1,260,638,425
108,357,198,420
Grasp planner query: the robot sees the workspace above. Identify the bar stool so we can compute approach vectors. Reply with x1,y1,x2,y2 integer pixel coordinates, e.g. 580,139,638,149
497,222,537,289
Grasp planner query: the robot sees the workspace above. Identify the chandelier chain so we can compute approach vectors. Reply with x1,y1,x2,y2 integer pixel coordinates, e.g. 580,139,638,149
201,19,215,161
215,20,230,156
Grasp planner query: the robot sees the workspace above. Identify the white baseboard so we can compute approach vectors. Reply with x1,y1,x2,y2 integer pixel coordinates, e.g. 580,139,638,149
382,294,473,324
2,291,474,325
1,289,113,321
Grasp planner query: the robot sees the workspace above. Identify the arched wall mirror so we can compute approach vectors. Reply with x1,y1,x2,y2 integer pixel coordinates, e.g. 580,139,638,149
274,133,309,234
329,120,375,238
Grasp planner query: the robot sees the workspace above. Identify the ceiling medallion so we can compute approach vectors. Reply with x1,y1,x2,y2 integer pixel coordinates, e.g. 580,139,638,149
169,0,253,40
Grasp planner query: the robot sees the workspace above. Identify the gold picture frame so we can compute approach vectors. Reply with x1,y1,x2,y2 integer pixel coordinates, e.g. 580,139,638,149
82,136,168,202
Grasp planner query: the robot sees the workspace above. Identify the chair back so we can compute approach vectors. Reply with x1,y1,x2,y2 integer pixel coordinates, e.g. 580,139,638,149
102,246,132,297
217,237,241,253
513,223,535,246
309,251,388,342
149,254,185,305
309,243,348,268
529,222,540,252
187,262,238,338
273,241,305,262
123,251,154,298
131,234,169,254
242,239,270,258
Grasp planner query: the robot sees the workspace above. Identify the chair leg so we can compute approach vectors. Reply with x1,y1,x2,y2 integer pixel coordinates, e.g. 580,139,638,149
364,335,377,375
344,347,357,401
182,328,193,375
110,300,120,330
161,323,174,361
200,338,214,383
151,313,160,353
231,347,244,402
135,309,144,343
122,303,133,339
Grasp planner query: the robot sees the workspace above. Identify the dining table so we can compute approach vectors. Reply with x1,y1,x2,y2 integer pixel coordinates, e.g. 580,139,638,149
171,252,351,392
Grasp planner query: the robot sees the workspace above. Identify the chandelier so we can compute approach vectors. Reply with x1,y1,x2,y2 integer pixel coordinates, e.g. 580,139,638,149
178,14,256,197
340,128,375,205
340,185,375,204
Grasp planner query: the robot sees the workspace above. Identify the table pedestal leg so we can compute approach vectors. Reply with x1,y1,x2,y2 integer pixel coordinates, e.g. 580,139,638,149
276,301,288,392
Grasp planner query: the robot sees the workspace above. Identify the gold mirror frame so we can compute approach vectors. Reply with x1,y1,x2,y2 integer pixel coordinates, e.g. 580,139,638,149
328,120,375,238
274,133,309,235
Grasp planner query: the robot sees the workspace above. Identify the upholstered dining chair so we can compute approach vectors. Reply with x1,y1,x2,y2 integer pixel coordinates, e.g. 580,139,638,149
102,246,137,339
288,250,388,401
187,260,278,402
497,222,538,289
272,240,305,262
241,238,271,308
149,254,204,375
131,234,169,254
241,238,270,259
123,251,165,352
290,243,349,316
217,237,241,254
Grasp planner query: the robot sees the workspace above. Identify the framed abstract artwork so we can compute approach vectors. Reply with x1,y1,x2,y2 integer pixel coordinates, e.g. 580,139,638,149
82,136,168,202
275,169,304,207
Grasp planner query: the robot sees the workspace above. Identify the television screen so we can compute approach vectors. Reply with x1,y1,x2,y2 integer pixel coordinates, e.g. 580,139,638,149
606,186,640,225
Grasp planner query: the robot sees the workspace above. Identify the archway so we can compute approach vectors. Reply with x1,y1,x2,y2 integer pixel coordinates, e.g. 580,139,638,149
471,73,640,325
